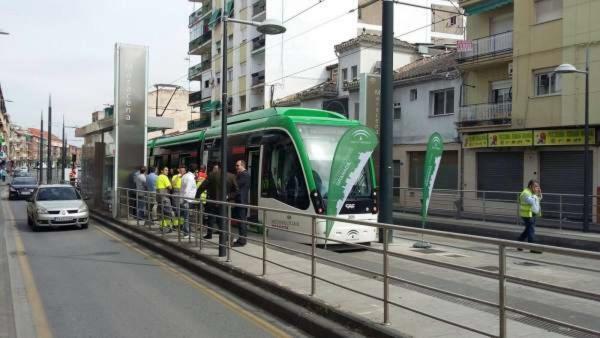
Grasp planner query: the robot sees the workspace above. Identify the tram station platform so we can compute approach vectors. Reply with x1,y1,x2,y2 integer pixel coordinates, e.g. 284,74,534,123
393,211,600,252
93,211,600,338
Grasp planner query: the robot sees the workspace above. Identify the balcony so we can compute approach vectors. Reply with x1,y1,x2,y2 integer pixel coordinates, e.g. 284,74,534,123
252,0,266,18
252,35,265,53
189,31,212,55
188,91,204,106
251,71,265,87
188,60,211,81
187,114,211,130
457,101,512,128
189,5,212,28
457,31,512,63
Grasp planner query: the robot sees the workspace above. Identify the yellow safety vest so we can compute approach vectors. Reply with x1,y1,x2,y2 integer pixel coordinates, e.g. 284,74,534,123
519,188,533,218
171,174,182,189
156,174,171,191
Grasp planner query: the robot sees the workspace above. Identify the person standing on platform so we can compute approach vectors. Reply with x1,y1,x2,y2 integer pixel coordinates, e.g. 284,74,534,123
134,166,148,221
179,164,197,238
518,179,543,254
146,167,158,223
233,160,250,247
157,166,174,232
197,163,239,239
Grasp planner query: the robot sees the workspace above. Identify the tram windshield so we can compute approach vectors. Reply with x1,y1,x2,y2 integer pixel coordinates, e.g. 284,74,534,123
297,124,373,200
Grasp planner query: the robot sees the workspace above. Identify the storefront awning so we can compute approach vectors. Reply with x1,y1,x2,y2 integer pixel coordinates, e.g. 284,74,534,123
464,0,512,16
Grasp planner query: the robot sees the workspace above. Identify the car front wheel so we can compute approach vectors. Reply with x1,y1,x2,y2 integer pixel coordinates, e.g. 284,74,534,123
81,223,89,229
27,215,32,226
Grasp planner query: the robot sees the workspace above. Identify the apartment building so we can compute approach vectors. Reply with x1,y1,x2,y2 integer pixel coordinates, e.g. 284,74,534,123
9,125,31,167
0,84,10,163
186,0,464,126
27,128,63,167
457,0,599,219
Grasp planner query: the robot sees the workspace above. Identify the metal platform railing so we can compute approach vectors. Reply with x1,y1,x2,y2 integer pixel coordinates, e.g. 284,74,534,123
115,187,600,338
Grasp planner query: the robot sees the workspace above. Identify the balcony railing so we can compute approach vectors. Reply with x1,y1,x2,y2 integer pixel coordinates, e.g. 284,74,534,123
252,35,265,52
189,5,212,27
189,31,212,54
188,91,203,106
457,31,512,62
187,115,211,130
251,71,265,87
188,60,211,80
252,0,266,17
458,101,512,127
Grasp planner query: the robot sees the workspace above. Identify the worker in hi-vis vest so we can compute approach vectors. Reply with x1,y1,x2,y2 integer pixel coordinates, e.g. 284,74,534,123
157,166,174,232
517,179,543,253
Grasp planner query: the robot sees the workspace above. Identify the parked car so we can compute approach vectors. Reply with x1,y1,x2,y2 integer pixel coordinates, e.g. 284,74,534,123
8,176,38,200
26,184,89,231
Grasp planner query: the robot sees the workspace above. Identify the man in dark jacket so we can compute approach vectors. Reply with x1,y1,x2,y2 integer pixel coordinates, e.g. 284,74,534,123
233,160,250,246
198,163,239,239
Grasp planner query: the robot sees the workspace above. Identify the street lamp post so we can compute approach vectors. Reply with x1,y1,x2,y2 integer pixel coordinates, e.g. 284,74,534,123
218,11,285,257
554,46,591,232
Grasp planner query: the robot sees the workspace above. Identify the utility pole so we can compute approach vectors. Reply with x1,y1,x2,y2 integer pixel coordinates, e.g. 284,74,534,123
378,0,393,244
39,110,44,184
46,95,52,184
62,115,66,182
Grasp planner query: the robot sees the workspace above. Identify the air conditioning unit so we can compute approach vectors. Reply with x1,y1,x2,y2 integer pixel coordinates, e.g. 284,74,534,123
508,63,513,78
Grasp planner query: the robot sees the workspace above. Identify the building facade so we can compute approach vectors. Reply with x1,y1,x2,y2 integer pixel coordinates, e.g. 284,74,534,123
9,125,31,167
457,0,599,220
147,87,194,138
186,0,463,125
0,84,10,165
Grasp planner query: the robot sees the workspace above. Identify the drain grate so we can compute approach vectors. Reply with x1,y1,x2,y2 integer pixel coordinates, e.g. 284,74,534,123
476,265,499,272
514,261,543,267
411,249,446,254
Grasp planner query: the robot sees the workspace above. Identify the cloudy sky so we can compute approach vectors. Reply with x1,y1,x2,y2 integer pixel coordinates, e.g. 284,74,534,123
0,0,195,145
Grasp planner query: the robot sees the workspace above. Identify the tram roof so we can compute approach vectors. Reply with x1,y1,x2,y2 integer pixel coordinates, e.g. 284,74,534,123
149,107,355,148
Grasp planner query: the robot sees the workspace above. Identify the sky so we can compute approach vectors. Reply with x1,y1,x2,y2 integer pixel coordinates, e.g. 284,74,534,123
0,0,195,145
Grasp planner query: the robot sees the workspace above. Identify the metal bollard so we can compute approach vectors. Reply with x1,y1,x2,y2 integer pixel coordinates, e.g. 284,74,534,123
262,209,267,276
198,203,203,250
136,191,140,227
160,197,165,238
383,225,390,325
127,190,131,223
311,216,316,296
226,205,232,263
498,245,507,338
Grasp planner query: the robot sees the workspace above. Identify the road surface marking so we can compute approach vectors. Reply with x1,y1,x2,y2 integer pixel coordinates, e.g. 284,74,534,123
94,226,292,338
6,202,53,338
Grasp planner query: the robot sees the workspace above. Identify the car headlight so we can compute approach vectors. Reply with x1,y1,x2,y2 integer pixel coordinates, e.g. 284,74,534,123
37,207,48,214
78,206,88,213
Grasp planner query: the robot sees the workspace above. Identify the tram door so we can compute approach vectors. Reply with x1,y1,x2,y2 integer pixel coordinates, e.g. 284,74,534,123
247,149,261,222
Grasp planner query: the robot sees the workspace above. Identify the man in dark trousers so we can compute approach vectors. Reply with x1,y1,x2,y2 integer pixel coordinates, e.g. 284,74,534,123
233,160,250,247
198,162,239,239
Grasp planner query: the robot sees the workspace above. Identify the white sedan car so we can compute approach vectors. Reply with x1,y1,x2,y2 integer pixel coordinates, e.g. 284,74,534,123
27,184,89,231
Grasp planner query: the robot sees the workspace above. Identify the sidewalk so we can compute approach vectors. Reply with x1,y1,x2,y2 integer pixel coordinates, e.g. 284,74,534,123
106,214,600,338
393,212,600,252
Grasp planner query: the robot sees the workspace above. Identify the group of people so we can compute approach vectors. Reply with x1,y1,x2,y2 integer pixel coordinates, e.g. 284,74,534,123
131,160,250,247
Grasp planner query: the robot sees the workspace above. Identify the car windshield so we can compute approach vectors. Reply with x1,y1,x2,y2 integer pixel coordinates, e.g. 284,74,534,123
297,124,373,199
13,177,37,185
36,187,81,201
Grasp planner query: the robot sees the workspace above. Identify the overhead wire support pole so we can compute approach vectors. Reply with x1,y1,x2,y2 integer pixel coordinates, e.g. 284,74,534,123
39,110,44,184
47,95,52,184
378,0,393,244
220,8,229,258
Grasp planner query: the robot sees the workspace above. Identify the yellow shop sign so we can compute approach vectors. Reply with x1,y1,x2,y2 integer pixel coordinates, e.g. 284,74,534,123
534,129,596,146
463,133,488,148
488,131,533,147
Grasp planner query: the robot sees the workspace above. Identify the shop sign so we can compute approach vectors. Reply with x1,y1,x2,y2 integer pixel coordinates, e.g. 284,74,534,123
534,129,596,146
488,131,532,147
463,133,488,148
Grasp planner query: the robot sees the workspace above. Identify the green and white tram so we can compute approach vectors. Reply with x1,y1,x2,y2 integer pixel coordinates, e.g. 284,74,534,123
148,107,379,244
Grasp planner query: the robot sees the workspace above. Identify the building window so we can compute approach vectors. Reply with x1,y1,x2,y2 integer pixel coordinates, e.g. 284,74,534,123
239,95,246,111
534,70,561,96
490,80,512,103
410,89,417,101
204,80,210,88
393,160,401,201
240,61,247,75
393,102,401,119
342,68,348,82
228,34,234,48
354,102,359,120
535,0,562,24
216,40,222,54
227,67,233,81
351,65,358,80
430,88,454,116
216,71,221,85
450,16,457,25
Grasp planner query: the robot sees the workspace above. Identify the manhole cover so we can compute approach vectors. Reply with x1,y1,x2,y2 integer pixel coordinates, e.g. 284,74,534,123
514,261,542,267
476,265,499,271
444,254,465,258
411,249,446,254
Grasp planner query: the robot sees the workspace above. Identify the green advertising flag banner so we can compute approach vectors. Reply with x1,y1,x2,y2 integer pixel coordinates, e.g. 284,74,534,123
421,133,444,222
325,126,378,239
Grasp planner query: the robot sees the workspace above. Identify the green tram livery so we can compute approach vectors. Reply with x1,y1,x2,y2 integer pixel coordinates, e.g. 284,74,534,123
148,107,379,244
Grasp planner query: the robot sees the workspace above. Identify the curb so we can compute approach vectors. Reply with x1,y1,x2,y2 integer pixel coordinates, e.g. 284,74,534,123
393,216,600,252
91,212,411,338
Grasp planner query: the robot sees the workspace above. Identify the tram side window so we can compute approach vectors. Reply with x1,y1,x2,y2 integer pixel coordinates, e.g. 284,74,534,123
262,142,309,210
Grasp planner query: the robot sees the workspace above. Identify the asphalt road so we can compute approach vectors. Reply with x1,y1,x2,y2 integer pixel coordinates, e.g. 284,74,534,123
0,192,304,338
